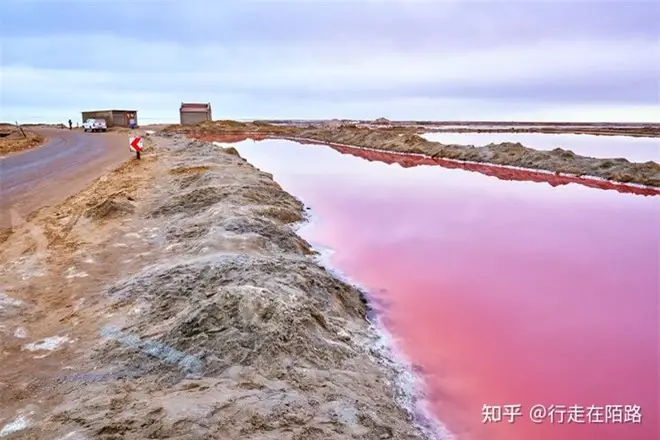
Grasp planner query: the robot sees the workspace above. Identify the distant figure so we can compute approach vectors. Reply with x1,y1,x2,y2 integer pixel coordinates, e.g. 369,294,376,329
68,119,72,130
129,118,136,130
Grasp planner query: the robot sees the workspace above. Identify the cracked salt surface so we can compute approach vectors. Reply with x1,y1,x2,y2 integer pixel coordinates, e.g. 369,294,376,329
0,415,31,437
23,335,72,352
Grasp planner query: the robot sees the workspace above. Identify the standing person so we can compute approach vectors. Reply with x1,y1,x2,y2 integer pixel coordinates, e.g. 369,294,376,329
129,116,136,130
68,119,72,130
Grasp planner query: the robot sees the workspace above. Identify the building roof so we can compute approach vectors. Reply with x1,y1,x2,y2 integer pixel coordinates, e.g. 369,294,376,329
82,109,138,113
180,102,211,112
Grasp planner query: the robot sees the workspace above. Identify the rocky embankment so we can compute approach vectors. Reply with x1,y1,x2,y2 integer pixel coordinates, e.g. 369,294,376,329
0,133,430,439
167,121,660,188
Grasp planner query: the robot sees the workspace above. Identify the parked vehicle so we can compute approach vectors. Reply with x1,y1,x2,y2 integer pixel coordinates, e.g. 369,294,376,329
82,118,107,132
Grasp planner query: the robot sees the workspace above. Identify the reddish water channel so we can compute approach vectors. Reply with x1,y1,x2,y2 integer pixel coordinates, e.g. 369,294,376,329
226,138,659,440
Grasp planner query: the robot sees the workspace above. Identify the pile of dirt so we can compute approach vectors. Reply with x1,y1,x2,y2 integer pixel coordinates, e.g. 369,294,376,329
0,124,44,156
149,178,303,221
222,146,241,156
84,195,136,221
102,253,367,379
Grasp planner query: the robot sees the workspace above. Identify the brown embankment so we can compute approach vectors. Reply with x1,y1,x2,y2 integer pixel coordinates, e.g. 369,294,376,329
164,121,660,188
328,143,660,197
0,132,432,439
0,123,45,156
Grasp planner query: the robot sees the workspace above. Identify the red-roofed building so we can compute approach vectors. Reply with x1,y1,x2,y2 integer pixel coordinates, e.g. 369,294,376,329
179,102,212,125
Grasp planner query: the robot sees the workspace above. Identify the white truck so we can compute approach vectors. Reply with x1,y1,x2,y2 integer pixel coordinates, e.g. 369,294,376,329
82,118,107,132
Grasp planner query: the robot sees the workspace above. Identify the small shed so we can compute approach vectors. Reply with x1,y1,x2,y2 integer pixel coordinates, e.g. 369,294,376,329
180,102,212,125
81,110,138,128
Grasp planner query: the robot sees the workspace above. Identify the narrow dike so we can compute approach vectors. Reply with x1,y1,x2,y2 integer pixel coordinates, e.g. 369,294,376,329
6,133,439,439
117,134,441,439
292,128,660,188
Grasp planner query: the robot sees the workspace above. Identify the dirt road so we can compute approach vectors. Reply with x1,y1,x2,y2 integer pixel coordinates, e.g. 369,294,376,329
0,129,131,228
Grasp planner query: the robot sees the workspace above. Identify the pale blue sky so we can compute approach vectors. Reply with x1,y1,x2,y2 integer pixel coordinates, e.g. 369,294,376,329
1,0,658,123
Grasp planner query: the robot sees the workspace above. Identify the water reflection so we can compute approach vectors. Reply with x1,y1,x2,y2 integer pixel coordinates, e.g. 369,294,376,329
326,143,660,197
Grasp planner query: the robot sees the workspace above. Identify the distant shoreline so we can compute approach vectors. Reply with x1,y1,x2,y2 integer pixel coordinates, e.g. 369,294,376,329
7,120,659,139
261,120,660,138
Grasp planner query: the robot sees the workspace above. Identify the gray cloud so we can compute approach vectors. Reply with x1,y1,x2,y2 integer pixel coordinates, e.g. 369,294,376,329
1,0,659,121
3,1,658,48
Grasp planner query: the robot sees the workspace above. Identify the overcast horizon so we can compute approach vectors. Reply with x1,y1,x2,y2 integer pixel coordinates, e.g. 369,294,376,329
1,0,659,124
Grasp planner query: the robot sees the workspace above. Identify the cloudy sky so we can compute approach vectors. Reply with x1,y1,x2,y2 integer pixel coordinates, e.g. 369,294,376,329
1,0,658,123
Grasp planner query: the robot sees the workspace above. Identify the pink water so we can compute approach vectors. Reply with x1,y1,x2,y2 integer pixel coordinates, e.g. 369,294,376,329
229,138,659,440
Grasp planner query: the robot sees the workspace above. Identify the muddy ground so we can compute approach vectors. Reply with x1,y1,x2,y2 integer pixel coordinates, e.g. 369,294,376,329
167,121,660,188
0,124,44,157
0,133,431,439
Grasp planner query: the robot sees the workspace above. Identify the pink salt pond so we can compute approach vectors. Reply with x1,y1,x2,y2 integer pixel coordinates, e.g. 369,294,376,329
227,138,658,440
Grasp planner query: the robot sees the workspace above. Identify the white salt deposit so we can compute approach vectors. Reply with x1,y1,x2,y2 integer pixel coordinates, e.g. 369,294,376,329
65,267,89,279
58,432,87,440
0,415,31,437
0,292,24,309
23,335,71,351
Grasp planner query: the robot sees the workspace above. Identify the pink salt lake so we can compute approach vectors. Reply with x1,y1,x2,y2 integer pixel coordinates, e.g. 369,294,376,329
226,136,659,440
